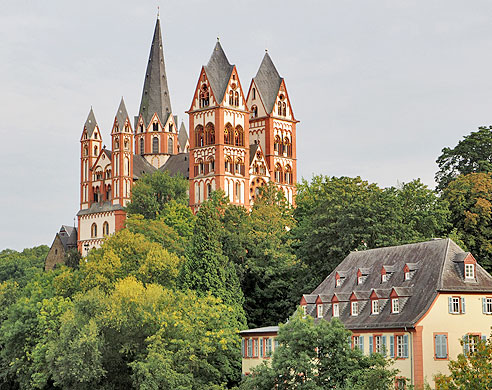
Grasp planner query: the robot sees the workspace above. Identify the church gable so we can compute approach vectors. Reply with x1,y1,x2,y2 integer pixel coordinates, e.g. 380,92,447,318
223,67,247,110
246,79,268,119
273,80,295,121
189,68,218,111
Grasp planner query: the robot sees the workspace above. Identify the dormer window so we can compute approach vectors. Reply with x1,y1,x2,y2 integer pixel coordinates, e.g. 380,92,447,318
372,300,379,315
332,303,339,317
317,304,324,318
301,305,307,316
465,263,475,279
405,271,411,281
351,301,358,316
381,274,388,283
392,298,399,314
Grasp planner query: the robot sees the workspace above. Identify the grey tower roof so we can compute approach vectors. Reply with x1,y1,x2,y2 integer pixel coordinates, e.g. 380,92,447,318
84,107,98,138
178,122,189,151
253,52,283,114
115,97,130,128
204,41,234,104
138,18,173,127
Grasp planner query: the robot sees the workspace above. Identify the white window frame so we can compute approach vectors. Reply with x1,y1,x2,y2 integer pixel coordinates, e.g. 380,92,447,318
375,335,382,353
358,276,363,285
465,263,475,279
317,304,324,318
396,335,404,358
392,298,399,314
381,274,388,283
351,301,358,316
336,278,342,287
404,271,411,281
372,300,379,315
332,303,339,317
486,297,492,314
451,297,460,314
353,335,360,349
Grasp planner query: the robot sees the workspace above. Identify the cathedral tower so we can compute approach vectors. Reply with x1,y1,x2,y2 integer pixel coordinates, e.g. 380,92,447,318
188,40,250,212
135,17,178,169
246,52,298,204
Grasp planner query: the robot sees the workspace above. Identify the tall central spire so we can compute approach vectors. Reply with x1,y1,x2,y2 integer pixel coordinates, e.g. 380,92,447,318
138,18,172,127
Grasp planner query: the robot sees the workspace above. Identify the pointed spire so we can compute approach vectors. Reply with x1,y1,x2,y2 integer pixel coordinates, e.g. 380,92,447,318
178,121,189,152
254,52,283,114
115,97,130,129
84,107,98,137
204,40,234,104
138,18,173,127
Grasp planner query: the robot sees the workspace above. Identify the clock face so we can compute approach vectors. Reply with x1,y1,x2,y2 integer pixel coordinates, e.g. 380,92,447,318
231,83,237,90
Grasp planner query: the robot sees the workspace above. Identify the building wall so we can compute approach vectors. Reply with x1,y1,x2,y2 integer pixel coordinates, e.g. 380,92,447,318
241,332,278,375
44,235,66,271
417,292,492,388
78,211,116,255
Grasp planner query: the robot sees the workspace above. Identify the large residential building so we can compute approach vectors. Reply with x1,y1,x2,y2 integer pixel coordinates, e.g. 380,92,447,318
241,238,492,388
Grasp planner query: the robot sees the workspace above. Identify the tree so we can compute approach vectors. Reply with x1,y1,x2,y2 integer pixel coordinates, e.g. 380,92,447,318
0,245,49,286
240,311,397,390
126,171,189,219
435,335,492,389
435,126,492,191
442,172,492,271
292,176,449,290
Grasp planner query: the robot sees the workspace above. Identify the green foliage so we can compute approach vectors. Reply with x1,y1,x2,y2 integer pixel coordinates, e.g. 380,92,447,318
292,176,449,290
435,335,492,389
442,172,492,271
65,249,81,269
126,171,189,219
0,245,49,286
435,126,492,191
240,311,397,390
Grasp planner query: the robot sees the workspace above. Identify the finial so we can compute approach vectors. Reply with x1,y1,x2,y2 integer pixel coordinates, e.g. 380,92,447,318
265,48,268,53
217,36,220,42
157,6,160,19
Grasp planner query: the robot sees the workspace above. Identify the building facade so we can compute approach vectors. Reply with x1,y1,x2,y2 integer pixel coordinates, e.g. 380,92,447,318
241,239,492,389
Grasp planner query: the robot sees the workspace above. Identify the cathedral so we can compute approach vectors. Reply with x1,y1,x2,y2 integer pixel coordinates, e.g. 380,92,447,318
46,16,299,265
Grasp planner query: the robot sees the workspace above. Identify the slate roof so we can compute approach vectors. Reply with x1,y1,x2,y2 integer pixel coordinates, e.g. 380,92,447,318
58,225,77,251
249,143,260,164
77,202,124,216
204,41,234,104
240,326,279,335
133,154,157,179
178,122,189,151
253,52,283,114
115,97,130,128
308,239,492,330
84,108,98,138
138,18,173,127
159,153,190,179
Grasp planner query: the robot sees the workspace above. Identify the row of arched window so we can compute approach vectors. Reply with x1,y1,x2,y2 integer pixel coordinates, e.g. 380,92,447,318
139,136,174,155
252,162,267,176
274,136,293,157
199,84,210,108
91,221,110,238
225,156,245,175
92,184,112,203
194,157,215,176
194,123,245,147
194,180,215,204
277,101,287,116
229,91,240,107
274,164,293,185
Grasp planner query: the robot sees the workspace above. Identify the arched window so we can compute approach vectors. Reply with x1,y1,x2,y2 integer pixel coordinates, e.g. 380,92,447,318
91,223,97,238
168,136,174,153
125,157,129,176
103,221,109,236
195,159,204,176
275,164,283,183
229,90,234,105
93,186,100,202
153,122,159,131
205,123,215,145
207,157,215,173
124,139,129,150
235,125,244,146
251,105,258,118
207,183,212,198
252,88,256,99
282,102,287,116
195,125,204,147
106,184,111,200
283,137,292,157
224,123,233,145
152,137,159,154
235,182,240,201
225,156,233,173
285,165,292,184
278,101,282,115
235,158,244,175
139,124,144,133
94,146,98,155
84,147,88,156
114,139,119,150
140,138,145,155
274,136,281,154
234,91,239,106
199,84,209,107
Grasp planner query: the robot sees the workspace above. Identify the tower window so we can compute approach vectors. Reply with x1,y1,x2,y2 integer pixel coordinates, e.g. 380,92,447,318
224,123,233,145
278,101,282,115
103,221,109,236
234,91,239,106
152,137,159,154
140,138,145,155
251,105,258,118
207,183,212,198
94,146,98,155
199,84,209,107
235,126,244,146
169,123,173,132
282,102,287,116
140,124,144,133
153,123,159,131
168,136,174,154
91,223,97,238
195,125,204,147
252,88,256,99
205,123,215,145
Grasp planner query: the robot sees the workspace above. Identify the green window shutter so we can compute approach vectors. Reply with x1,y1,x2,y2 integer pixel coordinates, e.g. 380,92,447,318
463,335,469,357
443,335,448,358
390,336,395,358
482,335,487,342
448,297,452,313
359,336,364,353
369,336,373,355
461,297,466,314
260,338,263,358
403,335,409,358
382,336,387,356
483,298,487,314
434,335,439,358
241,339,245,357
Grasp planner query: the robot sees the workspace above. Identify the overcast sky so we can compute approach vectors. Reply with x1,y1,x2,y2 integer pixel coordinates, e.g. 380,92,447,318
2,0,492,250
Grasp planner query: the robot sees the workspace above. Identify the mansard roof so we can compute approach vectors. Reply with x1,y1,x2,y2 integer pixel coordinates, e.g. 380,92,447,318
204,41,234,104
309,239,492,329
83,107,98,138
253,52,283,115
178,122,189,151
159,153,190,179
138,18,173,127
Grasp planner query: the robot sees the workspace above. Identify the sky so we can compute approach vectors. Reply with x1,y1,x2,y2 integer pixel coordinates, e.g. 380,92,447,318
2,0,492,250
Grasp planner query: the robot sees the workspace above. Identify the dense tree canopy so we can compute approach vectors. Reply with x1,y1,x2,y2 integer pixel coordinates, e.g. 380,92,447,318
435,126,492,191
0,245,49,286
